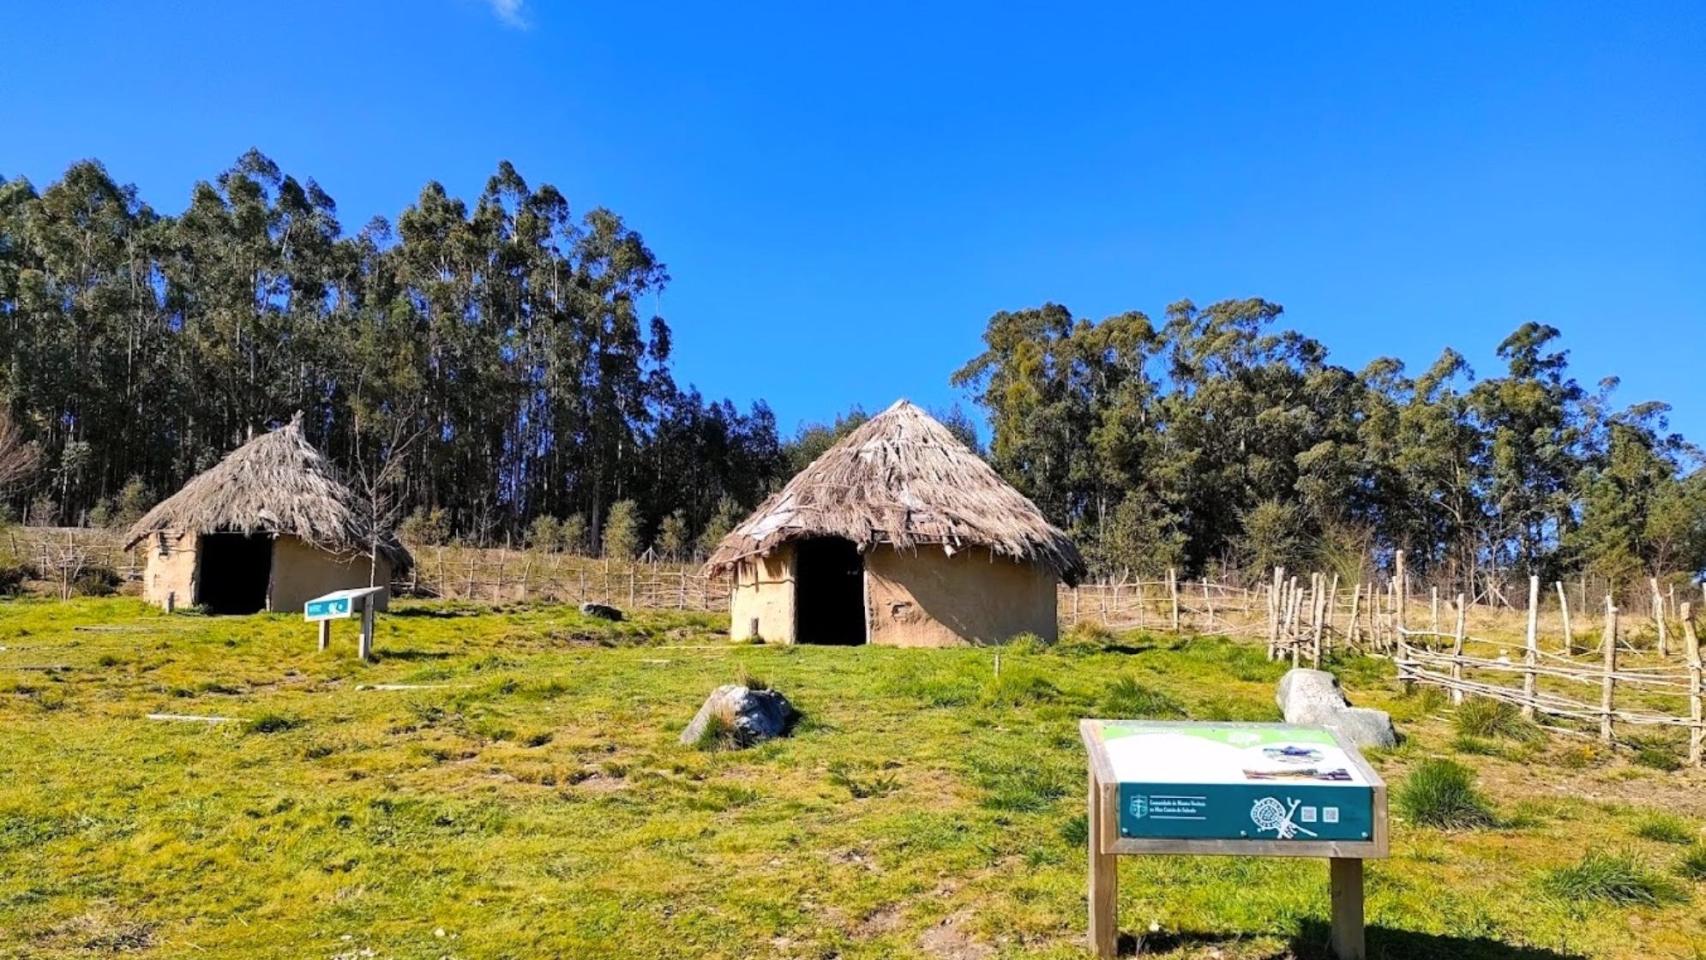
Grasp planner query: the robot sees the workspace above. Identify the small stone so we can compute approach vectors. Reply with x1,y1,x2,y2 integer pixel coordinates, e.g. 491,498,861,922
434,928,446,938
1276,668,1350,724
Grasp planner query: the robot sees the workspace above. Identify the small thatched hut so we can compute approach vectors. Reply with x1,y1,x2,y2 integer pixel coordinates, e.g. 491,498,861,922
124,415,411,614
707,399,1084,646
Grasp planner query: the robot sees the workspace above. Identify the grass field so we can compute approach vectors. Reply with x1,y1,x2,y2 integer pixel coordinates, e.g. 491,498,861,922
2,599,1704,959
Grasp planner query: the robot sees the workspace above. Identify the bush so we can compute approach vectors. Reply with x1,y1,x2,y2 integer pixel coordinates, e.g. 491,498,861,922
1632,813,1696,845
0,562,28,595
527,515,563,552
1395,758,1495,828
399,507,451,546
1542,851,1675,905
74,565,121,597
1454,697,1542,742
1100,676,1186,719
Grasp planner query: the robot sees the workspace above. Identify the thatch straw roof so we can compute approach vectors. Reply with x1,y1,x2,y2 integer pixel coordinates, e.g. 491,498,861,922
708,400,1084,583
124,414,412,568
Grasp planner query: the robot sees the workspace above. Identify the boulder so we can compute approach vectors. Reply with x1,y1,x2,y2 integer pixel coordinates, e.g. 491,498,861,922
1321,706,1398,750
1275,668,1398,750
579,602,624,622
1276,668,1349,724
680,684,797,748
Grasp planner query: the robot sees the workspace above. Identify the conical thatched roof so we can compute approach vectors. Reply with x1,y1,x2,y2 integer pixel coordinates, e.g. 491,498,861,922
124,414,412,569
708,400,1084,583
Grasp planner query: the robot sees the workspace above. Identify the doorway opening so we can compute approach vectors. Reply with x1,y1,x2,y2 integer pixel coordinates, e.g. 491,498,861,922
794,537,865,645
196,532,273,614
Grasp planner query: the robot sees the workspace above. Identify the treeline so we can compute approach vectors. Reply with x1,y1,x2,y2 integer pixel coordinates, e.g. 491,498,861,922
0,152,790,552
955,301,1706,592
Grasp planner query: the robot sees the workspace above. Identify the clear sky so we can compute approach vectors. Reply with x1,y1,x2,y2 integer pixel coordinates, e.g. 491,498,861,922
3,1,1703,439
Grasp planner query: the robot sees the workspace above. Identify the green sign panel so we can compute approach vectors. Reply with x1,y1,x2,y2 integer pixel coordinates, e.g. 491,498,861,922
1097,722,1375,843
304,596,352,620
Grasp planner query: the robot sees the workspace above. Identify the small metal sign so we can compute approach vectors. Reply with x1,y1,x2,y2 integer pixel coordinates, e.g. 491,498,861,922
303,587,384,623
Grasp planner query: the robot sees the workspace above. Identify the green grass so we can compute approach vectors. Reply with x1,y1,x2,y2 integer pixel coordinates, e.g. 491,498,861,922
1,597,1702,959
1678,844,1706,881
1541,851,1677,906
1395,758,1497,829
1631,813,1696,845
1453,696,1543,743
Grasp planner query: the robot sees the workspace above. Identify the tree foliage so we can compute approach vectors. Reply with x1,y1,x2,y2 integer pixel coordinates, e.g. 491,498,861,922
958,301,1706,586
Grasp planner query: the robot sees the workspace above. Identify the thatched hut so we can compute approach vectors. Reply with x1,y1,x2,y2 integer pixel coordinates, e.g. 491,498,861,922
124,415,411,614
707,400,1084,646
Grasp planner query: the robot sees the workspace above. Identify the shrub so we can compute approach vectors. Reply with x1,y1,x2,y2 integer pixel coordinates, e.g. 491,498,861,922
1542,851,1675,905
1100,676,1185,719
1396,758,1495,828
1632,813,1696,845
1454,697,1542,742
527,515,563,552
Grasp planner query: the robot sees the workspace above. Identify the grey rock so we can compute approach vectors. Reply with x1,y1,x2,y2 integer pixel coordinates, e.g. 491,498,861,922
579,602,624,621
1321,706,1399,750
1276,668,1350,724
679,684,797,748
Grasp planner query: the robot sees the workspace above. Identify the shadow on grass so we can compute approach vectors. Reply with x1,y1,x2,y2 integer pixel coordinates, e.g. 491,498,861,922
389,607,486,619
1124,922,1587,959
368,649,452,662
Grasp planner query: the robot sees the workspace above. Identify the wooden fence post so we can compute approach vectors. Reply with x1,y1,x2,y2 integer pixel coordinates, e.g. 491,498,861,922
1168,568,1180,633
1310,580,1324,669
1522,575,1540,719
1394,550,1407,634
1430,586,1440,635
1347,581,1362,647
1683,603,1701,767
1601,598,1618,745
1451,593,1467,705
1556,580,1574,655
1651,577,1668,657
1268,566,1284,660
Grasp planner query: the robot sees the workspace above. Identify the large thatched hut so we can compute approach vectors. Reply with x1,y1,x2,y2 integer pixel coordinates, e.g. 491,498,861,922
124,415,411,614
707,400,1084,646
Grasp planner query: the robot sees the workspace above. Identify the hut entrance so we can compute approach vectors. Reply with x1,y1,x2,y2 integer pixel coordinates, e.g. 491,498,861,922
794,537,865,645
196,533,273,614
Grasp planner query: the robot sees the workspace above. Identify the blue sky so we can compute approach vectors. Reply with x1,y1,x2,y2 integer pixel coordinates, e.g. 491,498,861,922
3,1,1703,439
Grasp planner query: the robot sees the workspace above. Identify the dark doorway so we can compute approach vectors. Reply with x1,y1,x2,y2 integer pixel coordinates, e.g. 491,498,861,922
794,537,865,645
196,533,273,614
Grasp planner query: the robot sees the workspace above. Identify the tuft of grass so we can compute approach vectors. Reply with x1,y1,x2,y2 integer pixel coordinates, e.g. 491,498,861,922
1395,758,1495,829
245,713,302,735
1002,632,1050,654
735,669,769,692
691,712,737,752
1631,813,1695,845
1454,697,1542,742
1627,736,1683,772
1100,676,1185,719
1541,851,1676,905
827,761,901,799
978,665,1060,707
1677,844,1706,881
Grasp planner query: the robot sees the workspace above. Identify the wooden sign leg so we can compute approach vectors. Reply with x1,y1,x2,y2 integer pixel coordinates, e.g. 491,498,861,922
358,603,375,662
1329,857,1365,960
1088,770,1118,958
317,620,330,652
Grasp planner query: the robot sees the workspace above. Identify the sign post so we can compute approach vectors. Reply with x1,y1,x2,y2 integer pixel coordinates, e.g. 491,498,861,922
304,586,386,662
1081,720,1387,960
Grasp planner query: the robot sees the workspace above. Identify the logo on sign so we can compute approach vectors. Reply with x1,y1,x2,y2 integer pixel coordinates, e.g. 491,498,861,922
1128,795,1147,820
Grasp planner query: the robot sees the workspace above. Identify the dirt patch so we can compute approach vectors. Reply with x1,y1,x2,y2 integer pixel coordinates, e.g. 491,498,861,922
919,911,993,960
855,904,903,938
